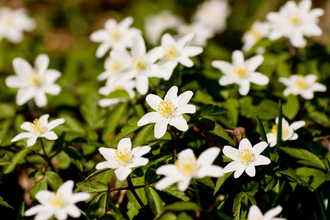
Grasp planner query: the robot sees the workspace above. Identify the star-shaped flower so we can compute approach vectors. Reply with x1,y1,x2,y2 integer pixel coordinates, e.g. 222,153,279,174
11,114,65,146
97,56,129,81
5,54,62,107
242,21,270,52
156,147,223,191
137,86,196,139
247,205,286,220
222,138,271,178
212,50,269,96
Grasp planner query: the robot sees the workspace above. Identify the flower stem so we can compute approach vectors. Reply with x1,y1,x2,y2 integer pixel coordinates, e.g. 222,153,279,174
167,128,178,159
40,138,48,159
193,180,202,218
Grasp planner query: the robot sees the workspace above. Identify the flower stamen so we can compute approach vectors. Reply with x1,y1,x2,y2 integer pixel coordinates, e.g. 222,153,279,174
287,12,300,26
28,71,42,87
175,155,198,176
271,125,289,139
233,63,248,79
295,75,308,90
132,56,147,72
114,148,132,166
30,119,45,135
48,192,66,209
164,44,180,60
158,100,175,118
109,29,122,41
238,148,255,165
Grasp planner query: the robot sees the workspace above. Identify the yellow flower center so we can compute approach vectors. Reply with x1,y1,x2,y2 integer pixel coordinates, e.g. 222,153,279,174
4,15,13,27
109,60,123,73
249,28,262,42
175,155,198,176
246,216,262,220
28,71,43,87
164,44,180,60
271,124,289,139
30,119,45,135
114,148,132,166
113,85,124,91
287,12,300,26
109,29,122,41
295,75,308,90
48,192,66,209
238,148,255,165
132,56,147,72
233,63,248,79
158,100,175,118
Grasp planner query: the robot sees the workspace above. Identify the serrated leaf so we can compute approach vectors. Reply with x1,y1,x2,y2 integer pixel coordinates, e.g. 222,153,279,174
162,185,190,202
276,168,311,188
0,196,13,209
296,167,326,191
145,186,163,215
233,192,247,220
30,178,47,201
77,180,108,193
214,172,232,195
87,192,107,218
4,148,29,174
195,104,227,117
45,171,63,190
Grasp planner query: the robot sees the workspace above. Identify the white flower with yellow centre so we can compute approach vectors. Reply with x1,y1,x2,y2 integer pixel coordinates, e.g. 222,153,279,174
25,180,90,220
242,21,270,52
247,205,286,220
266,0,323,48
97,57,129,81
96,138,151,181
177,22,214,47
266,117,305,147
156,147,223,191
90,16,141,58
279,74,326,100
222,138,271,178
212,50,269,96
11,114,65,146
137,86,196,139
5,54,62,107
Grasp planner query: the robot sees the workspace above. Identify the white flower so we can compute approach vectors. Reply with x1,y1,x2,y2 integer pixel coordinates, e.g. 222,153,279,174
90,16,141,58
192,0,230,33
5,54,62,107
156,33,203,80
222,138,271,178
156,147,223,191
25,180,90,220
96,138,151,181
247,205,286,220
266,117,305,147
137,86,196,139
11,114,65,146
279,74,326,99
0,7,35,44
266,0,323,48
177,22,214,47
212,50,269,96
97,56,129,81
242,21,270,52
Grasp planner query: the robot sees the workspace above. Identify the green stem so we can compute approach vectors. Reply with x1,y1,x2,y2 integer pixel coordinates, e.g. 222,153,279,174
272,181,285,208
40,138,48,159
276,100,283,147
315,189,327,220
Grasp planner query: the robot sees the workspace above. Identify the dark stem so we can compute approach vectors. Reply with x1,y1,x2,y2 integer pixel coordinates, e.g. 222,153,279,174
40,138,48,160
39,138,55,172
167,128,178,159
110,184,150,192
193,180,202,218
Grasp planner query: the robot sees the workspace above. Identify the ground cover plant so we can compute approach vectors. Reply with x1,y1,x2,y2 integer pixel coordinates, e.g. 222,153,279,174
1,0,330,219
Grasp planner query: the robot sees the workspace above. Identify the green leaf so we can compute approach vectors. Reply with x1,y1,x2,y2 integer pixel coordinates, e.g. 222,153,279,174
296,167,326,191
232,192,247,220
196,176,215,189
163,201,203,211
145,186,163,215
162,185,190,202
76,180,108,193
30,178,47,201
256,116,268,143
195,104,227,117
214,172,232,195
158,212,177,220
276,168,311,188
132,124,153,148
142,152,173,170
4,148,29,174
111,117,141,144
240,96,278,120
0,103,15,118
84,168,111,181
63,146,83,172
261,171,278,192
17,202,25,220
177,212,193,220
279,147,326,170
87,192,107,218
277,100,283,147
283,94,300,120
309,111,330,127
45,171,63,190
59,114,85,134
0,196,13,209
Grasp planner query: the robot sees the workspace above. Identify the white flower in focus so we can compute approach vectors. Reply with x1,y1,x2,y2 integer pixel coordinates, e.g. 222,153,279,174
177,22,214,47
242,21,270,52
0,7,35,43
279,74,326,99
90,17,141,58
193,0,230,33
5,54,62,107
96,138,151,181
137,86,196,139
212,50,269,96
156,33,203,80
266,0,323,48
97,57,129,81
11,114,65,146
222,138,271,178
266,117,305,147
247,205,286,220
25,180,90,220
156,147,223,191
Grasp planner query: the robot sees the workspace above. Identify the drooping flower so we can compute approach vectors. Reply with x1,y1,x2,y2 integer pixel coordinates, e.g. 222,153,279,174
266,117,305,147
212,50,269,96
5,54,62,107
279,74,326,100
222,138,271,178
11,114,65,146
137,86,196,139
25,180,90,220
0,7,35,44
90,16,141,58
242,21,270,52
96,138,151,181
177,22,214,47
247,205,286,220
266,0,323,48
156,147,223,191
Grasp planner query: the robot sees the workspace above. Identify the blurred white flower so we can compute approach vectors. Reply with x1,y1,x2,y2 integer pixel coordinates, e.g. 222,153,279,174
193,0,230,33
177,22,214,47
145,10,184,45
222,138,271,178
279,74,326,99
0,7,35,44
137,86,196,139
90,16,141,58
97,57,129,81
5,54,62,107
96,138,151,181
25,180,90,220
266,117,305,147
212,50,269,96
11,114,65,146
156,147,223,191
266,0,323,48
242,21,270,52
247,205,286,220
156,33,203,80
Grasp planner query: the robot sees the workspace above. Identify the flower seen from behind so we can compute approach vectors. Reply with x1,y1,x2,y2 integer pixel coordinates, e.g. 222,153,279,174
222,138,271,178
25,180,90,220
137,86,196,139
96,138,151,181
11,114,65,146
156,147,223,191
5,54,62,107
247,205,286,220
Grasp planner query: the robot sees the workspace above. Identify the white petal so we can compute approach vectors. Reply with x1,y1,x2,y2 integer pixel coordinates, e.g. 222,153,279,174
115,166,132,181
161,33,176,46
212,61,233,76
156,165,180,176
47,118,65,131
90,30,109,42
161,61,178,80
131,35,146,57
58,180,73,198
35,211,54,220
178,178,191,191
43,69,61,84
289,133,298,141
289,32,306,48
63,205,81,218
233,165,246,178
131,146,151,158
34,91,47,107
176,104,196,115
119,16,133,29
98,98,123,107
238,80,250,96
137,112,162,126
155,175,183,190
154,118,170,138
300,90,314,100
197,147,221,167
254,155,271,166
5,76,26,88
11,132,33,142
118,138,132,152
136,75,149,95
266,134,277,147
196,165,223,178
245,163,256,177
164,86,178,101
178,56,193,67
20,122,32,131
239,138,253,150
169,115,188,131
177,32,194,49
69,193,91,204
43,84,61,95
41,131,58,140
176,91,193,107
247,205,264,219
264,206,283,219
24,205,45,216
219,75,236,86
127,157,149,168
223,161,241,173
16,88,36,105
245,55,263,72
290,121,305,130
55,210,68,220
146,94,163,111
13,57,32,78
27,136,38,146
311,83,327,92
98,146,116,160
223,145,238,161
232,50,245,64
249,72,269,86
96,161,119,170
252,141,268,156
35,54,49,76
96,43,112,58
181,46,203,57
